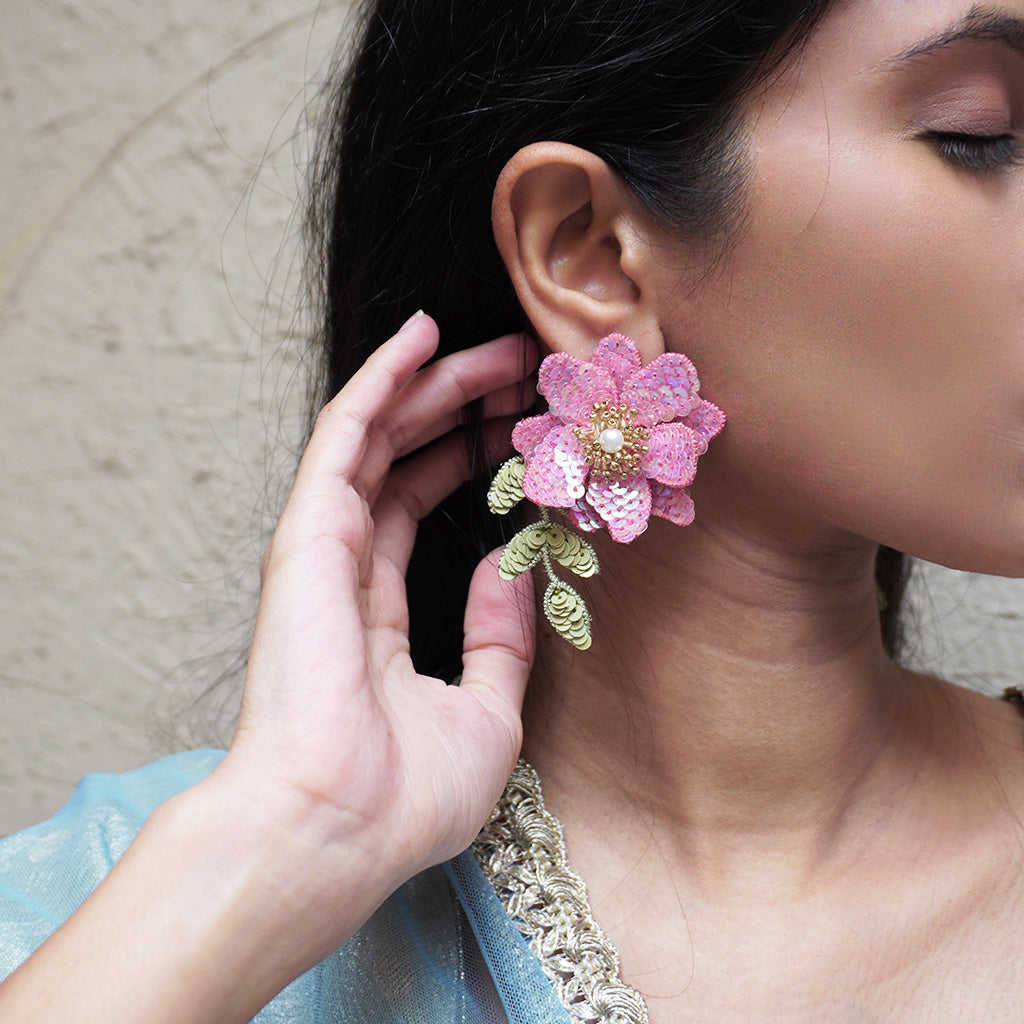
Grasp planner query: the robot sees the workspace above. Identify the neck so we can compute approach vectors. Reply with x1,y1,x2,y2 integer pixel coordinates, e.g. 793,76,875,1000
522,513,946,890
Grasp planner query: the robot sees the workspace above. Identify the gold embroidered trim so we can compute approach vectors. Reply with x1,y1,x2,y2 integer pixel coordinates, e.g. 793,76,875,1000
471,761,650,1024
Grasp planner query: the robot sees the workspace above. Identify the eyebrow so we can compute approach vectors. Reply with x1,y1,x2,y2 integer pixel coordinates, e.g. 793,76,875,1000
888,5,1024,65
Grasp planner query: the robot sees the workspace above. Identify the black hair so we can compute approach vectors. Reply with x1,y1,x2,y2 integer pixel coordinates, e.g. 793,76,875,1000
305,0,909,679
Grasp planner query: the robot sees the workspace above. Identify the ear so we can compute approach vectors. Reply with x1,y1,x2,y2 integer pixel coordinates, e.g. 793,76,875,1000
492,142,666,361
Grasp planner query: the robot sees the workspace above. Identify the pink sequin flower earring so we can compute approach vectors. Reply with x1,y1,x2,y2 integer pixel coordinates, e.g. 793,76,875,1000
488,333,725,649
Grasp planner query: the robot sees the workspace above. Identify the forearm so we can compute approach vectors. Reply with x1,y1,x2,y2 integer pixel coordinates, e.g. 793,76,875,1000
0,773,399,1024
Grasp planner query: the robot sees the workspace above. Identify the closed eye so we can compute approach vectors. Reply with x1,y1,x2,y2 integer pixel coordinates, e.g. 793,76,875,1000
927,131,1022,171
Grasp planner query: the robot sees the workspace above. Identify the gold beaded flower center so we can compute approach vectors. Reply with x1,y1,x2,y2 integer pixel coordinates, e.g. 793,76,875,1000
575,401,650,479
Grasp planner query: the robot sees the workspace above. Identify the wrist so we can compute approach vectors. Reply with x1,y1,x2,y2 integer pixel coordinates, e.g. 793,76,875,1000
149,765,406,996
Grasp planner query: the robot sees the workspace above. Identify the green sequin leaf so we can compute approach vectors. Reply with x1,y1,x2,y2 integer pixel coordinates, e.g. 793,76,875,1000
543,579,592,651
487,457,527,515
544,526,599,578
498,524,550,581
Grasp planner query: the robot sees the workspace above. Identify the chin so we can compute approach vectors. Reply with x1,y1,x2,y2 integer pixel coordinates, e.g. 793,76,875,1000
900,533,1024,581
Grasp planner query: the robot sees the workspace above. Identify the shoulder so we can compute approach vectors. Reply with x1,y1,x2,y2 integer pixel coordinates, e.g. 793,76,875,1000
0,750,225,977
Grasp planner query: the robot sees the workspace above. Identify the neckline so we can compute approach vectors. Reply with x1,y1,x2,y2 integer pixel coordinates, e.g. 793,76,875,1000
478,692,1022,1020
471,760,650,1024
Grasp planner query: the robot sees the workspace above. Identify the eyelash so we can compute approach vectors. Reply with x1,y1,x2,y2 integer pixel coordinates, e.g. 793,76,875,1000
928,131,1022,171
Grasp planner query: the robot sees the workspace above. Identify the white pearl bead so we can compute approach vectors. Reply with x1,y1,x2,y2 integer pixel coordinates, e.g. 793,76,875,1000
599,427,625,453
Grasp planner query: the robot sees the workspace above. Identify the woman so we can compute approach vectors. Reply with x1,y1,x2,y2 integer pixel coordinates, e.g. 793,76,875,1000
2,0,1024,1019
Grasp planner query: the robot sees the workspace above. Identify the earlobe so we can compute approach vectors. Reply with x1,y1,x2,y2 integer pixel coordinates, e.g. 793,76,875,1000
492,142,664,360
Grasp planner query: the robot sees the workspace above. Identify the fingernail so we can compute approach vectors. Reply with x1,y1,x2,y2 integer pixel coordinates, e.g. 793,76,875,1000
398,309,426,334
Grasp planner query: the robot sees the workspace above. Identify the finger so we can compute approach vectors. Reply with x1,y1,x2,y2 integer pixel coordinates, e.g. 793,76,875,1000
367,404,519,513
371,416,520,575
259,540,273,588
397,373,538,461
479,374,538,423
351,332,537,497
292,312,440,499
459,551,536,744
265,314,438,588
386,335,537,460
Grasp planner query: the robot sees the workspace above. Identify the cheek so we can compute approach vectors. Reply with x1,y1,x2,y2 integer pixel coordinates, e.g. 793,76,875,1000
688,142,1024,572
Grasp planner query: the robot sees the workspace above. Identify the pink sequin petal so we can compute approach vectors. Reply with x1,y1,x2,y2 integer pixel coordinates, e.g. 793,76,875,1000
650,483,695,526
622,352,701,426
590,333,642,389
642,423,699,487
567,499,603,533
586,473,652,544
683,400,727,445
522,425,588,507
522,462,572,508
511,413,561,457
539,356,619,425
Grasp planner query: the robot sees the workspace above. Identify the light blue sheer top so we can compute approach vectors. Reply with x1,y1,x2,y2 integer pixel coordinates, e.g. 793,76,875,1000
0,751,570,1023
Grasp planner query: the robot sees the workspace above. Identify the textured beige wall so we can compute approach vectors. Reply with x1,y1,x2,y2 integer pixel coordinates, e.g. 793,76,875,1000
1,0,353,835
3,0,1024,838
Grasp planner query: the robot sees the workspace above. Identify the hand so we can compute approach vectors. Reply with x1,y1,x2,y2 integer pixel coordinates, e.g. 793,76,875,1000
219,311,538,931
0,313,539,1024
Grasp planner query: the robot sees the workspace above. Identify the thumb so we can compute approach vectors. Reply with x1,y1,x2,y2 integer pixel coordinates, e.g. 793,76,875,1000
458,550,536,743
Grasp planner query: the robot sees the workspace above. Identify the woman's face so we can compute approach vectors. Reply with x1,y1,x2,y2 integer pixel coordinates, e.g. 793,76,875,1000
673,0,1024,574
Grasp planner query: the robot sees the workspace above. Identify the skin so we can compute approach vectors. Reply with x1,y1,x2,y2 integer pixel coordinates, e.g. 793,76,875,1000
3,1,1024,1021
493,0,1024,1020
